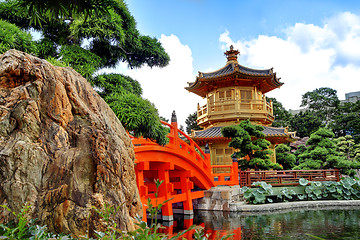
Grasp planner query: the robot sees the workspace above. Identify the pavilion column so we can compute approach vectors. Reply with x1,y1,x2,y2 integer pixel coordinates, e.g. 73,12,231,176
269,144,276,163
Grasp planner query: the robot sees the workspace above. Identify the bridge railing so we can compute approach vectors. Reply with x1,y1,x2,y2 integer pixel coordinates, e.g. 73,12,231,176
239,169,341,187
161,120,212,171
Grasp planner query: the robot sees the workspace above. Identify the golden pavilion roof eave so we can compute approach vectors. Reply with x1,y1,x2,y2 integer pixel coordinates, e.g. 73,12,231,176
185,46,284,96
185,74,283,97
191,126,296,141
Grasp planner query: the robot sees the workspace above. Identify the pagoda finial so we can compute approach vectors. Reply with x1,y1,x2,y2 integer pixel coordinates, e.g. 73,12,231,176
224,45,240,62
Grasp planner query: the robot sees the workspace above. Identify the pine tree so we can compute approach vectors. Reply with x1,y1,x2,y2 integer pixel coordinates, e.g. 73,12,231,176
275,144,296,170
294,128,360,176
222,120,283,171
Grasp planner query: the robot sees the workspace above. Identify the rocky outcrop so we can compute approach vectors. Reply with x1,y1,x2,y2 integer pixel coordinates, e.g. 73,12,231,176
0,50,142,236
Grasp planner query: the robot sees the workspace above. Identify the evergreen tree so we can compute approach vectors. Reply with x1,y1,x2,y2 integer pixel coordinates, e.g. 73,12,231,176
275,144,296,170
330,101,360,142
294,128,360,176
267,97,292,128
222,120,283,171
185,111,201,134
289,110,323,138
334,135,360,161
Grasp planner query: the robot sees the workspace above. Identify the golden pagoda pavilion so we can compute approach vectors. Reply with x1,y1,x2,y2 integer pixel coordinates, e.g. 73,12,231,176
185,45,296,166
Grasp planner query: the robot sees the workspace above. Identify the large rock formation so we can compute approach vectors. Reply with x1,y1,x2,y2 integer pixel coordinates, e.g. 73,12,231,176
0,50,142,236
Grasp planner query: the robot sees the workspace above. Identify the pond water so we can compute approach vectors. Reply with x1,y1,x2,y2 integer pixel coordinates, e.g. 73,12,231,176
158,207,360,239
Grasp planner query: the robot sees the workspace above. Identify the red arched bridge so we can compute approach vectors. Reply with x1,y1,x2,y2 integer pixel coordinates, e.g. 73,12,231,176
131,112,340,221
131,114,238,221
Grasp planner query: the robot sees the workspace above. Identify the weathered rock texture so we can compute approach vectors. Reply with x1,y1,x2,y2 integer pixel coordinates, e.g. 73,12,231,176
0,50,141,236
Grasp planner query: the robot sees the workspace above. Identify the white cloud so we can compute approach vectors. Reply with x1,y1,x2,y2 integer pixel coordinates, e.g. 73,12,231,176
219,12,360,110
100,12,360,130
120,34,204,127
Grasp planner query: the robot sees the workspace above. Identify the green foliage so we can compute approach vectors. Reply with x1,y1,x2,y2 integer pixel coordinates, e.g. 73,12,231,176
46,56,69,68
275,144,296,170
185,111,201,134
68,5,170,69
289,110,323,138
0,204,68,239
330,101,360,142
265,89,359,141
242,182,275,204
59,45,102,79
293,128,360,175
1,181,225,239
303,178,360,201
13,0,118,26
242,177,360,204
0,0,170,145
299,178,309,186
279,187,297,201
0,19,37,54
334,135,360,161
106,92,168,145
300,87,340,126
293,144,307,158
267,97,292,128
222,120,282,170
36,37,58,59
93,73,142,97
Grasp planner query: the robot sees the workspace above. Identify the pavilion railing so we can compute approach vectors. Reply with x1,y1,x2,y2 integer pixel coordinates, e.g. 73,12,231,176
239,169,341,187
212,162,239,186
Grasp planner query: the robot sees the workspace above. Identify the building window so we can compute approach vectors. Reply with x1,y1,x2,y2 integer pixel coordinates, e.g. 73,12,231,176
219,91,225,100
240,90,252,101
218,89,234,101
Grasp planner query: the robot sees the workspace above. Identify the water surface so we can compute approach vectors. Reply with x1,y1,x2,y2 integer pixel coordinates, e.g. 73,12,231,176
193,207,360,239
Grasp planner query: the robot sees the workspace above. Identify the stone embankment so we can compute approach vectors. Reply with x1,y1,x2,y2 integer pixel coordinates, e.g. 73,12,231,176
195,186,360,212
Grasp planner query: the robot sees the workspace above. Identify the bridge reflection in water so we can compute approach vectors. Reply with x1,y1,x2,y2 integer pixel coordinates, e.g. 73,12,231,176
154,211,242,240
154,207,360,240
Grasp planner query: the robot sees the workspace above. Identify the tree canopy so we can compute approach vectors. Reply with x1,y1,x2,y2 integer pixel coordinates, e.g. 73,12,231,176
334,135,360,162
185,111,201,134
11,0,118,25
330,101,360,142
300,87,340,125
0,19,37,54
267,97,292,128
289,110,323,138
294,128,360,176
275,144,296,170
0,0,170,145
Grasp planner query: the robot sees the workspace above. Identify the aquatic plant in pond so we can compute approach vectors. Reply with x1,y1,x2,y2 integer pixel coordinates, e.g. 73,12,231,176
242,177,360,204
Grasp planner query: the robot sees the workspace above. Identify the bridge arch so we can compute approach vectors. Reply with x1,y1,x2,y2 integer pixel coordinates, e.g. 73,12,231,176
132,119,215,221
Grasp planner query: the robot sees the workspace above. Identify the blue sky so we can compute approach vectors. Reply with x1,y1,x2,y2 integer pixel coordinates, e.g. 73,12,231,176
109,0,360,126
